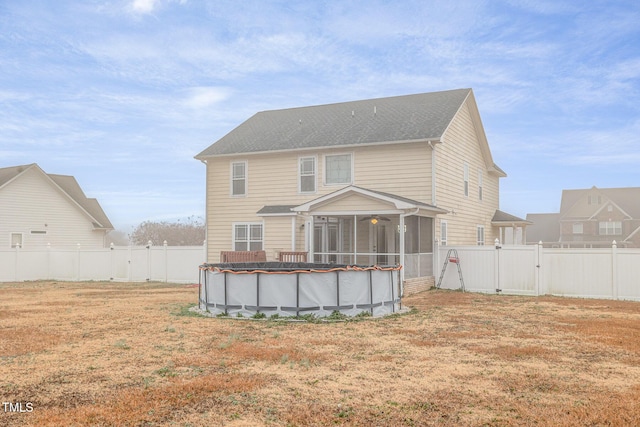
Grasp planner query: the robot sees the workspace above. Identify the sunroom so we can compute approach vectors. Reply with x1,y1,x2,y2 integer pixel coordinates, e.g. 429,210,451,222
292,186,447,282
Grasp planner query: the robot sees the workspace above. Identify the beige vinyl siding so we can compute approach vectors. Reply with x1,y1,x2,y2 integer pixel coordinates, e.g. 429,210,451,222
204,141,433,262
263,216,295,260
0,167,106,249
317,193,398,212
435,100,500,245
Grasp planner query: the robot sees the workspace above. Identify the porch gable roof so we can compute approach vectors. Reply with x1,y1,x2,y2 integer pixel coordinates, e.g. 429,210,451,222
292,185,448,215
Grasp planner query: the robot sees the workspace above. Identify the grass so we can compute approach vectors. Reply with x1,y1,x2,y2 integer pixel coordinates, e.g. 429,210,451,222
1,281,640,426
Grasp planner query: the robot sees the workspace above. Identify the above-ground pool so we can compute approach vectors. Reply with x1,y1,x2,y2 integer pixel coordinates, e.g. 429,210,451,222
199,262,402,318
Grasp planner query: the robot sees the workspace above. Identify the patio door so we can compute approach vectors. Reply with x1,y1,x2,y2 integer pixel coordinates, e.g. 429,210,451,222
374,224,388,265
314,221,338,263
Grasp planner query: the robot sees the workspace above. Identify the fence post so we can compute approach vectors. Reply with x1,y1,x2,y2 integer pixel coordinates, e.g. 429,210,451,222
535,241,542,296
127,245,132,282
494,238,502,293
612,240,618,300
164,240,168,283
146,240,152,282
434,239,440,287
109,243,114,281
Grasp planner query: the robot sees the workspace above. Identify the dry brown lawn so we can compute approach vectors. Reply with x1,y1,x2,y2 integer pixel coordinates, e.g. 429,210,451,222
1,281,640,426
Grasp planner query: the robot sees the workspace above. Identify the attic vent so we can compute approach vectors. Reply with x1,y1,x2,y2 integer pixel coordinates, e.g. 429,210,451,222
374,105,376,116
351,110,354,117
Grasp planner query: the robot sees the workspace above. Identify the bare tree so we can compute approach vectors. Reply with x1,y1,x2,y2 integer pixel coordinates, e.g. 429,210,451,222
130,216,205,246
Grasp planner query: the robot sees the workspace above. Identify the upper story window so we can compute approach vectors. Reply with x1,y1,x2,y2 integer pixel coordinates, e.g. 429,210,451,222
233,223,263,251
476,225,485,246
599,221,621,236
299,156,316,193
231,161,247,196
325,154,352,185
572,223,583,234
477,168,483,201
463,163,469,197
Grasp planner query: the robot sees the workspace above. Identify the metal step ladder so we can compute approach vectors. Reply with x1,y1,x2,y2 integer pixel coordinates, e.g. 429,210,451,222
436,249,465,291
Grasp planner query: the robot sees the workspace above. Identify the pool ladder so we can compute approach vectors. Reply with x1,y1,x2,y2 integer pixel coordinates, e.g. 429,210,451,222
436,249,465,291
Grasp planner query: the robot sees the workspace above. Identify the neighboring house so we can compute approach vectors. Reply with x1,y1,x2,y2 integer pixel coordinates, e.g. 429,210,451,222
526,186,640,248
0,163,113,249
195,88,526,290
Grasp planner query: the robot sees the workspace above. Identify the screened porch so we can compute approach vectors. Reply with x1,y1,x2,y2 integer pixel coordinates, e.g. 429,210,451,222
308,214,434,279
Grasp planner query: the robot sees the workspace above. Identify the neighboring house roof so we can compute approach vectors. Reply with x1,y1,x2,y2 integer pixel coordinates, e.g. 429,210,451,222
195,89,505,176
560,186,640,219
0,163,113,230
491,210,531,225
525,213,561,243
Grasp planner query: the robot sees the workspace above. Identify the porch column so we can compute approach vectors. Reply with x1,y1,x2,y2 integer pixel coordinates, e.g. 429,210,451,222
353,214,357,264
308,216,315,262
399,214,405,283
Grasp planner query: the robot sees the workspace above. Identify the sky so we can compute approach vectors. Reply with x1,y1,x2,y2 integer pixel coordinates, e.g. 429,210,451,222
1,0,639,233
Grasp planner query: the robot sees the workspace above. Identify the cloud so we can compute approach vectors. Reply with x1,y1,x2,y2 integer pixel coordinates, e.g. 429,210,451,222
130,0,160,14
182,86,231,108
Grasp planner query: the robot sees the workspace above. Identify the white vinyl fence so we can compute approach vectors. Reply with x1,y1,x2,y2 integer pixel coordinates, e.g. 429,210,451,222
0,242,206,283
437,241,640,301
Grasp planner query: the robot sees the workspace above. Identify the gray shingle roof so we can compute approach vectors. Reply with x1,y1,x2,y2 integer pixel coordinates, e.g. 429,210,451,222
492,209,530,224
256,205,297,215
196,88,472,157
560,187,640,219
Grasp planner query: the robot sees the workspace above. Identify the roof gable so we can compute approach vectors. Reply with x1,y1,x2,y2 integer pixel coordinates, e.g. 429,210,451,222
0,163,113,230
196,89,472,158
293,185,447,214
560,186,640,220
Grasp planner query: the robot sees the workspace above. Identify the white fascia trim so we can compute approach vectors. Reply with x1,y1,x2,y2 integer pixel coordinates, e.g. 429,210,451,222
293,186,416,212
195,138,442,159
311,209,404,217
257,212,297,217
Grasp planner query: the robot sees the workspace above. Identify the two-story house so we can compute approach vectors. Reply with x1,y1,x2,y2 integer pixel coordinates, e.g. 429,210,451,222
195,88,525,291
527,186,640,248
0,163,113,249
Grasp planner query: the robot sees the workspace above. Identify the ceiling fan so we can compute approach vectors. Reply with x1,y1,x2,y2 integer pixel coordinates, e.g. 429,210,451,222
359,215,390,225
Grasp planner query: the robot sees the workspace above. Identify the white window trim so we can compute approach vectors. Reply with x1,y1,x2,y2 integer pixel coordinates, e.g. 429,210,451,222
323,153,354,186
463,163,469,197
599,221,621,236
477,168,483,201
476,225,485,246
440,220,448,246
230,160,248,197
298,155,317,194
232,222,264,251
572,223,583,234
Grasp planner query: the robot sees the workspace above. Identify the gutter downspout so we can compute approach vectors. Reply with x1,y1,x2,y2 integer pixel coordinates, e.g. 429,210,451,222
428,142,438,289
428,141,436,206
